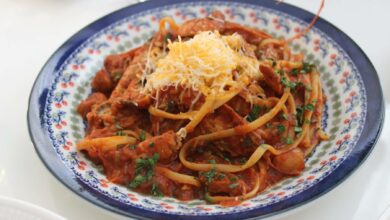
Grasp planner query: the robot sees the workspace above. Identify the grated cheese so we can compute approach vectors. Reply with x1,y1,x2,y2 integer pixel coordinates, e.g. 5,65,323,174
143,31,262,96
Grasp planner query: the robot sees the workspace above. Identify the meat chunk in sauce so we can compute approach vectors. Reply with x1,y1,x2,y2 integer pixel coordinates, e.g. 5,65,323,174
103,45,144,78
272,148,305,175
176,11,225,37
77,92,107,118
222,22,271,44
199,168,257,197
197,104,262,157
122,79,151,109
136,131,180,163
259,64,283,95
91,69,114,94
200,172,243,196
176,10,271,45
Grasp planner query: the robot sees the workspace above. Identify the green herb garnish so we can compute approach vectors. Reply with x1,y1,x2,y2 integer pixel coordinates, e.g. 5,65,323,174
151,183,163,197
276,124,286,134
164,32,173,42
281,77,297,90
229,183,240,189
247,105,261,122
266,58,276,67
217,173,226,180
202,168,217,183
229,177,238,182
285,137,293,145
129,144,137,150
139,131,146,141
281,113,289,120
116,130,126,136
291,68,299,75
275,69,284,75
115,121,123,130
129,153,160,188
294,127,303,133
296,107,304,126
239,158,247,165
304,103,315,111
129,174,145,188
301,62,314,74
113,71,123,82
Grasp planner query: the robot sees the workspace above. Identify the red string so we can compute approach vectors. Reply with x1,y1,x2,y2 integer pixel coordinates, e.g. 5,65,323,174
276,0,325,43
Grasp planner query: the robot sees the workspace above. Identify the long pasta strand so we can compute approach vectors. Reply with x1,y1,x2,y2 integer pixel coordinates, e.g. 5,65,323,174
156,166,201,187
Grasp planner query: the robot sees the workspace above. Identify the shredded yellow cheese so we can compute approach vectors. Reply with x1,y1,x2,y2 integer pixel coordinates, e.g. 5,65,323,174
143,31,262,95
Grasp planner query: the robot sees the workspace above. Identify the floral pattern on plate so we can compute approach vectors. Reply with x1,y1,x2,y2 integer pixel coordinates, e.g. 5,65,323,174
43,1,366,216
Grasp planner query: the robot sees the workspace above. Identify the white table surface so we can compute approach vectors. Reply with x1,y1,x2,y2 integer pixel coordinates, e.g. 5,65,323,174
0,0,389,219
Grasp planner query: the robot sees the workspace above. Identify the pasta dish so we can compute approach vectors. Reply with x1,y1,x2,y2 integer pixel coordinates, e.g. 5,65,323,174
76,10,328,205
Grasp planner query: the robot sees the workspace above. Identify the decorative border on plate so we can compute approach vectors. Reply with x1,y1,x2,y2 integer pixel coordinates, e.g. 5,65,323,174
40,1,367,217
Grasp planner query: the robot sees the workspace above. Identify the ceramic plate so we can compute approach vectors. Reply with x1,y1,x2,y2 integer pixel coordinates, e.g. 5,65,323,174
0,196,65,220
28,0,384,219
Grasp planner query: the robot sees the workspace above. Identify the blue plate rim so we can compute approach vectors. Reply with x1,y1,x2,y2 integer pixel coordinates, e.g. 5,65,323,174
27,0,385,219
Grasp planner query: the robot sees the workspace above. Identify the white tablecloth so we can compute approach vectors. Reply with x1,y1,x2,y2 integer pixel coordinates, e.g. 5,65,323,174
0,0,389,219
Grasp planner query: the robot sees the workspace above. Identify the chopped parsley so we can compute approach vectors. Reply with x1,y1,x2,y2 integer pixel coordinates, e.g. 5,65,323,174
164,32,173,42
275,69,284,75
296,107,304,126
281,137,293,145
266,58,276,67
290,68,299,76
129,153,160,188
285,137,293,145
296,81,304,88
276,124,286,134
229,176,238,182
139,131,146,141
247,105,261,122
135,153,159,174
281,113,289,120
148,142,155,148
239,158,247,165
115,121,123,130
129,174,145,188
202,168,217,183
116,130,126,136
281,77,297,90
129,144,137,150
223,156,231,163
229,183,240,189
294,126,303,133
217,173,226,180
113,71,123,82
151,183,163,197
304,103,315,111
209,159,216,165
301,62,314,74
